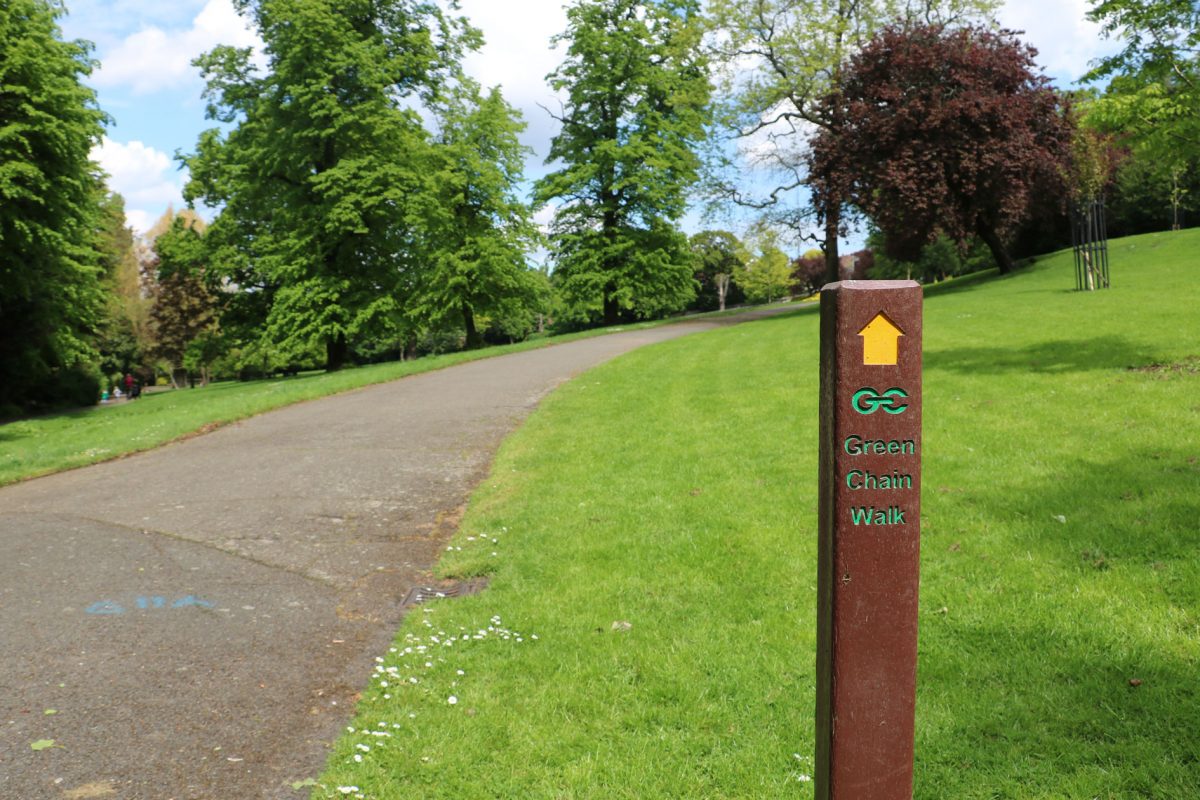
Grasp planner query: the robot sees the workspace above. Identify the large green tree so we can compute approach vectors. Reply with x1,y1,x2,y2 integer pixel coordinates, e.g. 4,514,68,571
0,0,109,411
1086,0,1199,159
535,0,710,326
706,0,998,282
1084,1,1199,234
1104,141,1200,234
183,0,480,370
688,230,746,311
95,191,152,379
148,216,220,388
415,83,544,349
738,225,792,303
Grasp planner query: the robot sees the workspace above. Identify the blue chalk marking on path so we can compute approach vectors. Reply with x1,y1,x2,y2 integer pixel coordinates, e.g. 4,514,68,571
86,601,124,615
85,596,216,614
171,595,215,609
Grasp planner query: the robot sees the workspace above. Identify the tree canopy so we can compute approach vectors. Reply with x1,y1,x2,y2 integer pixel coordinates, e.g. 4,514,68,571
0,0,109,411
705,0,998,281
738,225,792,303
415,83,544,348
1085,0,1200,160
1082,0,1199,236
688,230,746,311
808,23,1072,274
183,0,481,370
535,0,711,326
148,215,220,386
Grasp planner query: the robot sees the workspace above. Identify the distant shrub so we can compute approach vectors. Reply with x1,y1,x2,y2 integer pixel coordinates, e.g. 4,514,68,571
39,364,101,409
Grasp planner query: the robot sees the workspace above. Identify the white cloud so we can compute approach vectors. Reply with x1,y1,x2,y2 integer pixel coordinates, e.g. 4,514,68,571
59,2,195,52
92,0,261,94
996,0,1118,82
532,202,557,231
457,0,568,167
93,137,187,232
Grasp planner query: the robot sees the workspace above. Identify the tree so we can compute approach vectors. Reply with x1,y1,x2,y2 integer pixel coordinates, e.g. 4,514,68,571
791,250,825,297
535,0,710,326
688,230,747,311
738,226,793,303
415,83,543,349
0,0,109,411
183,0,481,370
808,24,1073,274
705,0,998,283
1104,144,1200,235
95,191,153,380
149,217,220,387
1085,0,1200,159
867,229,989,282
1083,1,1199,236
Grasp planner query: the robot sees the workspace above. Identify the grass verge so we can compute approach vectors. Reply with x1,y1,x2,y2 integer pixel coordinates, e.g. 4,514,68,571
317,229,1200,799
0,302,796,487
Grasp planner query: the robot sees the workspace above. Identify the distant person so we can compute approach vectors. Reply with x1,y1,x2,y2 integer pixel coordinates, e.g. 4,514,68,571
124,373,134,396
131,378,142,399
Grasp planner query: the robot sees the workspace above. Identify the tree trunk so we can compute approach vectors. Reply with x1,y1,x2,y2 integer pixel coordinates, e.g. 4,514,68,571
823,205,841,285
325,331,348,371
462,302,482,350
603,284,620,327
716,274,729,311
976,223,1014,275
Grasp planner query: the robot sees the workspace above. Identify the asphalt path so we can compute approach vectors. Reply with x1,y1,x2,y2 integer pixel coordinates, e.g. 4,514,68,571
0,309,791,799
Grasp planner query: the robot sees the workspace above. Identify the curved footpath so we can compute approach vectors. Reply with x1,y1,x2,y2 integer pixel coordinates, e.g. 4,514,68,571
0,308,791,799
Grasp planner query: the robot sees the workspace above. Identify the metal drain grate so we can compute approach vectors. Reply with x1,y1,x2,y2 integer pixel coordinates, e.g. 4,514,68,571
402,577,487,607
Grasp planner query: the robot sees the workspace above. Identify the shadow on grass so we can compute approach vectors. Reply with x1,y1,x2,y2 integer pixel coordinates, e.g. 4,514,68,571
917,615,1200,798
921,268,1002,299
968,447,1200,570
927,335,1160,375
0,406,97,439
917,449,1200,794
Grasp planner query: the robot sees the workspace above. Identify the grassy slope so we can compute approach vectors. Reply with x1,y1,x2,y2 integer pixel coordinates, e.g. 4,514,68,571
318,229,1200,799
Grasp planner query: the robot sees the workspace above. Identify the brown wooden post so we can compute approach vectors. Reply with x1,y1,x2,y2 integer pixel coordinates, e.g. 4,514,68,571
816,280,923,800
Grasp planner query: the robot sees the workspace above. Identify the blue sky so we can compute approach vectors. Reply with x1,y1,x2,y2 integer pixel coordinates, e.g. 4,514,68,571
59,0,1118,239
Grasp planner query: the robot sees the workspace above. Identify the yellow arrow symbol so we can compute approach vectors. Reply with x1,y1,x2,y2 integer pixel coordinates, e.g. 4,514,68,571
858,312,904,365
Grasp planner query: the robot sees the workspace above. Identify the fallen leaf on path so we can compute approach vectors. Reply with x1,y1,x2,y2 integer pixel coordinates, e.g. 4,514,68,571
63,781,117,799
30,739,55,751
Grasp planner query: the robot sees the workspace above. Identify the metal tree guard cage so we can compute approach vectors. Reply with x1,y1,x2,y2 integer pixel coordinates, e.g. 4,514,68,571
1070,197,1110,291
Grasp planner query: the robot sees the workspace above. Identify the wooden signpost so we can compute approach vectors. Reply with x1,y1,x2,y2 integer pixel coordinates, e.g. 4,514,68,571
816,280,923,800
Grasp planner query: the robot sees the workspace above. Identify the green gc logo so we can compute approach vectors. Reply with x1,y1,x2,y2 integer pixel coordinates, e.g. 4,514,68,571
852,387,909,415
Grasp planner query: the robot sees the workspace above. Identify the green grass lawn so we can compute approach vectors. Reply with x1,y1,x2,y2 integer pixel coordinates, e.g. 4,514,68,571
317,229,1200,799
0,302,799,487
